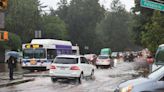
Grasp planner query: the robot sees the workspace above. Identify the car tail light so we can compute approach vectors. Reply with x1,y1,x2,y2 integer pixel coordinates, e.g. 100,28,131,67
70,66,80,70
50,65,56,69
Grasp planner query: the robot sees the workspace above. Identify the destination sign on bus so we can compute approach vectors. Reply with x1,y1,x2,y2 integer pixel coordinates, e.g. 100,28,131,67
25,44,43,48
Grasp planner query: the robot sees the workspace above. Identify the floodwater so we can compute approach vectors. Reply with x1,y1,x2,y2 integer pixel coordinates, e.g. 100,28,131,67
0,61,139,92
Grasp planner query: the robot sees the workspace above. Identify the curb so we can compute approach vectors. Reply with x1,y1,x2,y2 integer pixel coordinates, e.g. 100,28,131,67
0,78,35,88
23,74,49,77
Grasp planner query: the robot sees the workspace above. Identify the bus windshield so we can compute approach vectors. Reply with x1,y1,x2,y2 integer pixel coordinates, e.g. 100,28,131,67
23,49,46,59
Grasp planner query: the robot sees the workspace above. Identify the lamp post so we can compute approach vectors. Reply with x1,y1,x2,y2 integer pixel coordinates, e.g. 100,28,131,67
34,5,47,38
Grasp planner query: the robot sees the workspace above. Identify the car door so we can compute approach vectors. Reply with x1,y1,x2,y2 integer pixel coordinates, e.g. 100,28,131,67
80,57,91,76
83,57,93,76
80,57,87,76
155,75,164,92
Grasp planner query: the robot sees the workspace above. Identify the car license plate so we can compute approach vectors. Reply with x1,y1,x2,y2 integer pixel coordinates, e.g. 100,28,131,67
60,67,66,70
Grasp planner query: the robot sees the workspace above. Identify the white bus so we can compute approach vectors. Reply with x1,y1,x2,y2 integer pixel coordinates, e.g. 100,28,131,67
22,39,79,70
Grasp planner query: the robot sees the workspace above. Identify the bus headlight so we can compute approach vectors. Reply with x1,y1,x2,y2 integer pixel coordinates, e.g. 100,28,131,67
121,85,133,92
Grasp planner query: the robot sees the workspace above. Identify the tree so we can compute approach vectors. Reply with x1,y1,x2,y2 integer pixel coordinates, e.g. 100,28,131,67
96,0,134,51
5,0,41,43
142,11,164,52
131,0,154,46
0,32,21,51
56,0,105,54
41,14,68,40
0,32,21,62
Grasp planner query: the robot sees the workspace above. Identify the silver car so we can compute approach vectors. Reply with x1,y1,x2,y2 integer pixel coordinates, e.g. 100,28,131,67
115,66,164,92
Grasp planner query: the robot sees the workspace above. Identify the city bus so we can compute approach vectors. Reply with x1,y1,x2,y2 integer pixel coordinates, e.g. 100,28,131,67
22,39,79,70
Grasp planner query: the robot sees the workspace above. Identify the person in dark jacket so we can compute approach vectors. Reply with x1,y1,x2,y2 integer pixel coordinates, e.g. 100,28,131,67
129,53,134,62
7,56,17,80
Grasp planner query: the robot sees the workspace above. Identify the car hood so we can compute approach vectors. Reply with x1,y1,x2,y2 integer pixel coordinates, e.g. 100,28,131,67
119,77,151,88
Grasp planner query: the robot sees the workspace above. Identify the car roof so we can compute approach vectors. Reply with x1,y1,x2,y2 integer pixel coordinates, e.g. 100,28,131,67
56,55,83,58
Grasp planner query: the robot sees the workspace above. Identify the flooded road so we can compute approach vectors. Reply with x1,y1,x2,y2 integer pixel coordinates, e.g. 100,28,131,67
0,61,139,92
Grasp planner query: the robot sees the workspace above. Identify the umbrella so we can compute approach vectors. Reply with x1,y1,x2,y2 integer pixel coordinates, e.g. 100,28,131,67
6,51,19,59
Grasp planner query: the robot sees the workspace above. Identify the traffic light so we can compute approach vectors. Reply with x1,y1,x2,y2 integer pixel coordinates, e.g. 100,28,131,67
3,31,8,40
0,0,8,10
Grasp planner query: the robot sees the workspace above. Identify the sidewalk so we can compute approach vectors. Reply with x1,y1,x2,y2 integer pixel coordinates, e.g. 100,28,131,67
0,72,34,88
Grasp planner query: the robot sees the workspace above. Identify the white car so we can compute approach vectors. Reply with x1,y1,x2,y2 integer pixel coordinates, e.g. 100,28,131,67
95,55,113,68
49,55,95,83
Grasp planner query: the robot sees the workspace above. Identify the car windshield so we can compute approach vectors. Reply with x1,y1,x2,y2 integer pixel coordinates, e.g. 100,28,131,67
98,56,108,59
54,57,78,64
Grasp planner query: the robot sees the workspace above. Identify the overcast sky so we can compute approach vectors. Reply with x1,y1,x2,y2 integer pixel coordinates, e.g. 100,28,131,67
39,0,135,11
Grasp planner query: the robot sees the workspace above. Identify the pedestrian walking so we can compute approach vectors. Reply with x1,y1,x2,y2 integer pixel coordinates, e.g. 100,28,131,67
129,53,134,62
7,56,17,80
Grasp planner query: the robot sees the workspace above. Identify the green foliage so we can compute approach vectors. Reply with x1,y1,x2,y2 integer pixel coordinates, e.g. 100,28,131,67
5,0,41,43
96,0,134,51
0,32,21,50
42,14,68,40
56,0,105,54
132,0,164,52
141,11,164,52
131,0,154,46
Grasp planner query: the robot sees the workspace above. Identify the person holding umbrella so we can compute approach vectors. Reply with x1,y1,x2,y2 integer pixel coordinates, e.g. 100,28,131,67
6,51,18,80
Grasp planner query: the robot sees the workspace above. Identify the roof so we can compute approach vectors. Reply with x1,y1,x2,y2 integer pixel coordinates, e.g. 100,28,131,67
31,39,72,46
56,55,83,58
159,44,164,47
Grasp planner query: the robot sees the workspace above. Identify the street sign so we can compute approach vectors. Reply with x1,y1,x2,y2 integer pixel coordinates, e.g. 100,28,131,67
140,0,164,11
35,30,42,38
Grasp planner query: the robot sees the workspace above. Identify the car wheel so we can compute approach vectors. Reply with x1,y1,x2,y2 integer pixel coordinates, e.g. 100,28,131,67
51,78,57,83
76,73,83,84
90,70,95,80
96,65,99,69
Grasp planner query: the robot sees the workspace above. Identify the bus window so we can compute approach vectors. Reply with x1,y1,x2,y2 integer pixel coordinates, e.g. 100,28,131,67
23,49,34,59
34,49,46,59
47,49,57,59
